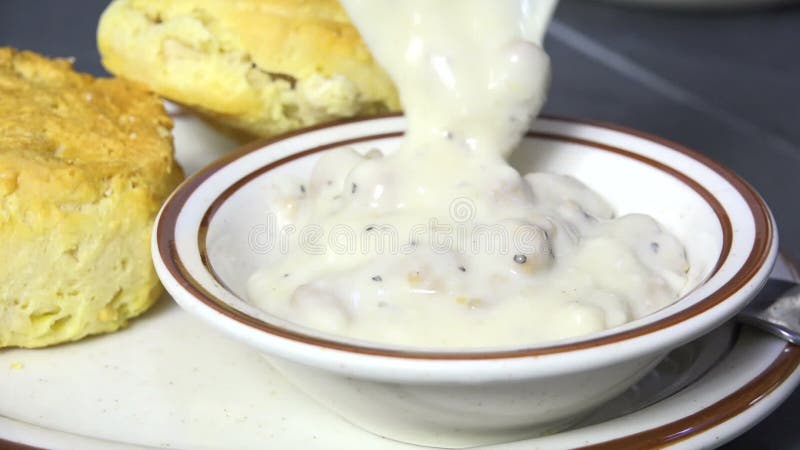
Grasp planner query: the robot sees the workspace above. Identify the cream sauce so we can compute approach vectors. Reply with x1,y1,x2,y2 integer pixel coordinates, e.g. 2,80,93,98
247,0,688,348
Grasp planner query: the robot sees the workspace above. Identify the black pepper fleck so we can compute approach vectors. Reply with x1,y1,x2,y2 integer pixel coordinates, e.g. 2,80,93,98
299,184,306,194
283,273,290,278
365,225,375,231
371,275,383,282
351,183,358,194
458,266,466,272
650,242,660,253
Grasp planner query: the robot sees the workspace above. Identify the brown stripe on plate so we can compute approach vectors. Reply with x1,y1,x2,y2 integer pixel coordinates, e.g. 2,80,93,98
0,438,46,450
155,116,773,359
578,342,800,450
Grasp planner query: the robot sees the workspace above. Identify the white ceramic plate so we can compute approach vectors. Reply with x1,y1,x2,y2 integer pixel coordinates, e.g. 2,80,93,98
1,110,798,450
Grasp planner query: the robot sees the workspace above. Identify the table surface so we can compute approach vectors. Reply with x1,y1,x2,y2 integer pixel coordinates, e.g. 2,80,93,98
1,1,799,448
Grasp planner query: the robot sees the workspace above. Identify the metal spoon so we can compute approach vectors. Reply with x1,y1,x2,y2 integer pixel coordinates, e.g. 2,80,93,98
739,279,800,345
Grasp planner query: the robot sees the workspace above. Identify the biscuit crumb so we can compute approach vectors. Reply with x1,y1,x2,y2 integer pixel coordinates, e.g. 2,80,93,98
98,306,118,323
9,362,23,370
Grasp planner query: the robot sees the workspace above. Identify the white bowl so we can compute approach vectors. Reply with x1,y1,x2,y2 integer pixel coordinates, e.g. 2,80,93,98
152,116,777,448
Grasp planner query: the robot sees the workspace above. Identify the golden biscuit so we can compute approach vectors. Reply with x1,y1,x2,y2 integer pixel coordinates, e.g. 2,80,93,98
97,0,401,138
0,48,184,348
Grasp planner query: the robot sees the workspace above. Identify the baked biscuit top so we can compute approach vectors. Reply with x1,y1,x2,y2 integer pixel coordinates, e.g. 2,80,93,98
97,0,400,137
0,47,181,204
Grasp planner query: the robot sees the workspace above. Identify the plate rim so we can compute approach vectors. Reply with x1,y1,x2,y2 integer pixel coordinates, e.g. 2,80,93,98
2,253,798,450
2,111,796,449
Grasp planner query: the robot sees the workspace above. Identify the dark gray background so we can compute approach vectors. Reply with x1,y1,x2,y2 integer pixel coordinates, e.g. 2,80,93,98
1,0,799,448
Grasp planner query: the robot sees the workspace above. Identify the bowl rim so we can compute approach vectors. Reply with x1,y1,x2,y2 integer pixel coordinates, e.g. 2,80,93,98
154,114,775,361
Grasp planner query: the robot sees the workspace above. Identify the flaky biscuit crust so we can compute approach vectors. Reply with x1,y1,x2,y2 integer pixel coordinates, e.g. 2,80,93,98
0,48,184,348
97,0,400,137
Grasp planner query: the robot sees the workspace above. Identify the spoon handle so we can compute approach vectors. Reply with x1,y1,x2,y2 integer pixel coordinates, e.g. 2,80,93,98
739,279,800,345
